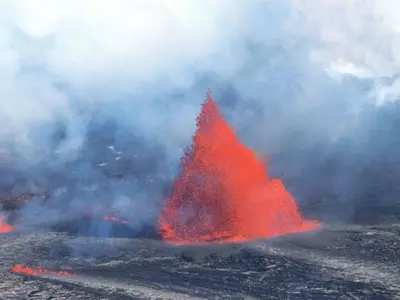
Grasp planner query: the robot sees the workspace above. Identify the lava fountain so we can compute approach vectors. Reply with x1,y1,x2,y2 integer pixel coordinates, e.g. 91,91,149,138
159,90,319,244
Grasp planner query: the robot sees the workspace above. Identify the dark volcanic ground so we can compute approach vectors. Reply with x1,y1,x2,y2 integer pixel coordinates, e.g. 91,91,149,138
0,224,399,300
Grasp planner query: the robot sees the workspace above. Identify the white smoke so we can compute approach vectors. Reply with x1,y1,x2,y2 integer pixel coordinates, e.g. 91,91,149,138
0,0,247,160
2,0,399,155
291,0,400,104
1,0,400,225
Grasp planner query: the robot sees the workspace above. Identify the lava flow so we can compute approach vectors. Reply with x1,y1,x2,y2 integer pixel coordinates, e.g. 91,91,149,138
0,215,12,233
84,208,131,225
11,264,73,276
159,90,319,244
104,215,130,224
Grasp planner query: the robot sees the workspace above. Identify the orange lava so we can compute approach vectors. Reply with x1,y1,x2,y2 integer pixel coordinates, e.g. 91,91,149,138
11,264,73,276
0,215,12,233
159,90,319,244
104,215,130,224
84,207,130,224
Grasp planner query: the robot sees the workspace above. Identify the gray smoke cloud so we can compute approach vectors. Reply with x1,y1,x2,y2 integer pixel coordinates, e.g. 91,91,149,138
1,0,399,234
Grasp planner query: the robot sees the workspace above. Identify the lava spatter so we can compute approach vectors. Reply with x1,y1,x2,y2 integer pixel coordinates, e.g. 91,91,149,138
159,90,319,244
11,264,73,276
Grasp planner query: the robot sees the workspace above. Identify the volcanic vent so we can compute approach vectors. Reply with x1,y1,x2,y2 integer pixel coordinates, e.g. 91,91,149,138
159,91,319,244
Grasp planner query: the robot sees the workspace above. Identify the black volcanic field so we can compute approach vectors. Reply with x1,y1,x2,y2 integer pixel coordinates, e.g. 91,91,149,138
0,222,399,299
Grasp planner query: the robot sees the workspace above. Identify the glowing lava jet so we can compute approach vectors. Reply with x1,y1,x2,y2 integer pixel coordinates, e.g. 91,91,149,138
159,91,319,244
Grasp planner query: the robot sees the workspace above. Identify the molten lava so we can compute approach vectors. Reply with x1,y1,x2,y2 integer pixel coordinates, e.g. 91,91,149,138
103,208,130,224
159,90,319,244
84,208,130,225
11,264,73,276
104,215,130,224
0,215,12,233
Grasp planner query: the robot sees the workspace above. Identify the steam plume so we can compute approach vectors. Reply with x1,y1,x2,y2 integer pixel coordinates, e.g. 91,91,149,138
1,0,399,233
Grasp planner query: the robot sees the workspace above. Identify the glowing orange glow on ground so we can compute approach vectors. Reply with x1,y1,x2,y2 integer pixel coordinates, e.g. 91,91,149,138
103,215,130,224
0,215,12,233
84,208,130,225
159,90,319,244
11,264,73,276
